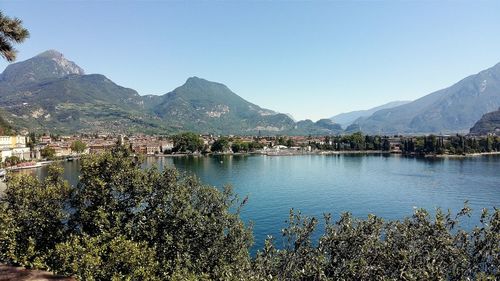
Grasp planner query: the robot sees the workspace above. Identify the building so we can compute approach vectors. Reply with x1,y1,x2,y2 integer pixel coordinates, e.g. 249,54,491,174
0,136,30,162
40,135,52,144
0,135,27,149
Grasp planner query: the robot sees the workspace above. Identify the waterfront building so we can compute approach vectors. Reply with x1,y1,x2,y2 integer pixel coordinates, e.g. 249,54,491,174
0,135,30,162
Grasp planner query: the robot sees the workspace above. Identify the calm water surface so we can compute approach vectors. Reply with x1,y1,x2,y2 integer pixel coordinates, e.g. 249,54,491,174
28,154,500,252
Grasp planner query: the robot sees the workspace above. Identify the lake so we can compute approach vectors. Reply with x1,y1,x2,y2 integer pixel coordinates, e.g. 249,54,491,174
26,154,500,252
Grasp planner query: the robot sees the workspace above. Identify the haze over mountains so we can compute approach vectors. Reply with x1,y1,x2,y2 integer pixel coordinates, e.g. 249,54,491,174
0,50,341,135
350,62,500,134
330,101,410,127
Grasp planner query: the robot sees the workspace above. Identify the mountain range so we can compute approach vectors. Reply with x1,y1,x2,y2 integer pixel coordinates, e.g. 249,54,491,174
0,50,341,135
1,50,499,136
330,101,410,127
350,62,500,134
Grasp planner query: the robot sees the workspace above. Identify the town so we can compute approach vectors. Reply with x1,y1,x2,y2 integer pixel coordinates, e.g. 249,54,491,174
1,132,500,172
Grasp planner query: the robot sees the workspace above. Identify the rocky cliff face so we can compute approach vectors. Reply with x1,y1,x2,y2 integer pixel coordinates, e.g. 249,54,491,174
0,50,84,87
470,108,500,136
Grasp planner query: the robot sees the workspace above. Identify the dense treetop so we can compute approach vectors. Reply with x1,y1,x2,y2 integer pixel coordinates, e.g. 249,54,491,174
0,145,499,280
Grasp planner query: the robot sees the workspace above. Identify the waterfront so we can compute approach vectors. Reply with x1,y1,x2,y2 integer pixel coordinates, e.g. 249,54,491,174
25,153,500,252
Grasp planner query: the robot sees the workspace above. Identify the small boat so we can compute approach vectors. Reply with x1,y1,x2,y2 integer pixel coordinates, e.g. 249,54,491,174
0,169,6,178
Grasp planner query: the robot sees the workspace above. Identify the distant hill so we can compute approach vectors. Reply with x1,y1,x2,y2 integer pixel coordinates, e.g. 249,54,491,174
150,77,297,134
355,62,500,134
0,50,339,135
469,108,500,136
290,119,343,136
330,101,410,127
0,50,163,134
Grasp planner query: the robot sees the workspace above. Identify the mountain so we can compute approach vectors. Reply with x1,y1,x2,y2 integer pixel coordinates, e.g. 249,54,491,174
330,101,410,127
469,108,500,136
290,119,343,135
149,77,297,134
0,50,168,134
355,62,500,134
0,110,12,135
0,50,84,87
0,50,339,135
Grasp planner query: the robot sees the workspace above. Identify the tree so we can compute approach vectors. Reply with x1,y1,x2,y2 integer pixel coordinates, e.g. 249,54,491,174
350,132,365,150
172,132,204,153
232,141,249,153
248,141,264,151
1,144,500,279
382,138,391,151
68,145,252,279
0,11,29,62
0,165,70,268
41,146,56,159
70,140,87,154
3,155,20,166
252,206,500,280
211,137,230,152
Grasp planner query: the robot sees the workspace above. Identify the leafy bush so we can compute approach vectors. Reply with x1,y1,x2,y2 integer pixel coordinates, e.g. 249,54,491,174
0,145,499,280
253,208,500,280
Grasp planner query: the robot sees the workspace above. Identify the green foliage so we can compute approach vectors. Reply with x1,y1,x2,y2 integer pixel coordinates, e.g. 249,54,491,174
231,141,249,153
0,145,252,279
41,146,56,159
248,141,264,151
0,11,29,62
0,112,13,135
53,234,159,281
211,137,231,152
70,140,87,154
0,146,499,280
3,156,20,166
0,165,69,268
172,132,204,153
402,135,500,155
252,206,500,280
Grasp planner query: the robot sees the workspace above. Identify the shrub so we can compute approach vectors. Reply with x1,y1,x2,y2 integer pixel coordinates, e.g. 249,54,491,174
0,145,498,280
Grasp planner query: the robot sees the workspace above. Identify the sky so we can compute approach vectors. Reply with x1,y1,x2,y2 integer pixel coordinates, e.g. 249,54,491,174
1,1,500,121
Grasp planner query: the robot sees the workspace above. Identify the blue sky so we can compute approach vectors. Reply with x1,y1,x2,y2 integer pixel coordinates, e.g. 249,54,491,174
1,1,500,121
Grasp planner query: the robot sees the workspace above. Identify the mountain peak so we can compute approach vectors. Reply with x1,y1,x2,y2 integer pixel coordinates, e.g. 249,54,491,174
36,49,65,59
181,76,229,92
35,49,85,76
0,49,84,85
185,76,214,85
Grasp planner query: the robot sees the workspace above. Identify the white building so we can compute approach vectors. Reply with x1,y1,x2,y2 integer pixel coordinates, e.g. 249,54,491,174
0,136,30,162
0,135,26,149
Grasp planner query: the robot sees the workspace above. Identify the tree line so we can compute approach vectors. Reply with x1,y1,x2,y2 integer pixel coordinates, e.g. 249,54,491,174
402,135,500,155
308,133,500,155
0,145,499,280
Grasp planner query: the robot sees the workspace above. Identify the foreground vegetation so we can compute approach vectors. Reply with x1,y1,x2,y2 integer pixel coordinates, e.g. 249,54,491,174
0,146,499,280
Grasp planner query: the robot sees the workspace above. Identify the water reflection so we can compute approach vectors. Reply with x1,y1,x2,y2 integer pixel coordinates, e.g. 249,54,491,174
21,154,500,253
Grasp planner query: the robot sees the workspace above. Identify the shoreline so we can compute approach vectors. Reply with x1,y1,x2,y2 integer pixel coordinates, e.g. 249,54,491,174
151,150,392,158
2,151,499,174
424,151,500,158
151,150,500,157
